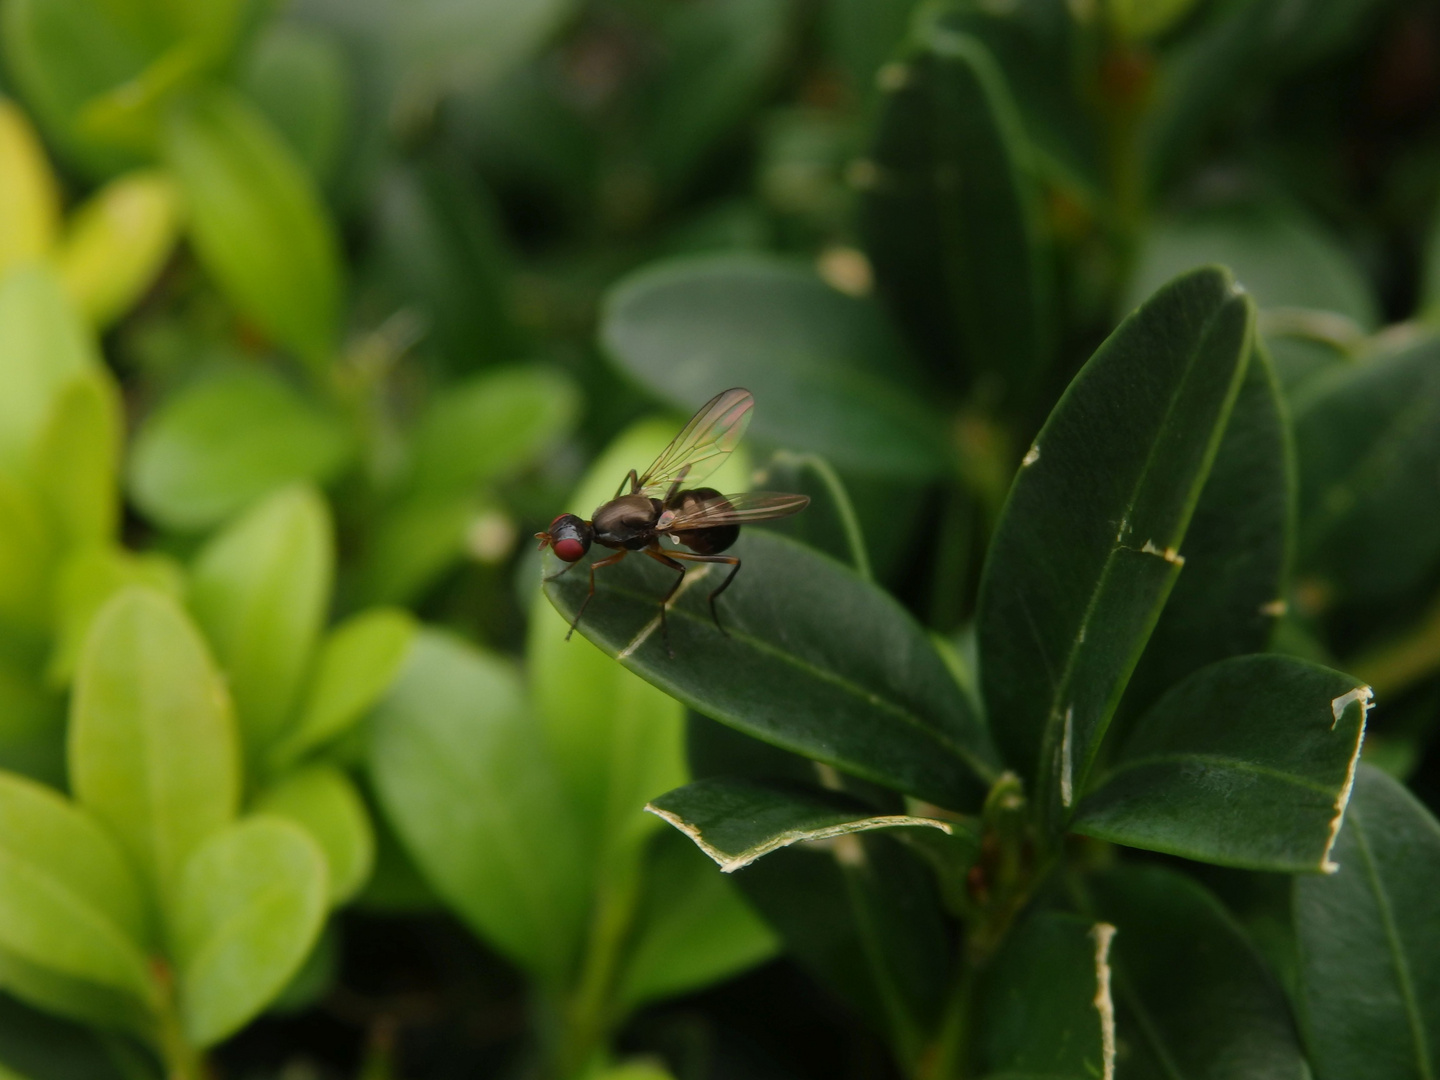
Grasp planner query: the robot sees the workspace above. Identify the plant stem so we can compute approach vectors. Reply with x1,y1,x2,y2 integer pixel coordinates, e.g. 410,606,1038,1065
155,999,207,1080
917,945,978,1080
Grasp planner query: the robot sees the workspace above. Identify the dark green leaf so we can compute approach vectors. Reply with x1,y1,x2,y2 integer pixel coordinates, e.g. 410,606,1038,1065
164,87,342,368
1073,655,1370,872
751,450,872,579
825,0,923,100
613,829,777,1013
1127,201,1378,330
174,817,328,1047
368,632,589,983
859,23,1051,397
1092,865,1307,1079
240,25,351,187
601,254,948,478
1292,334,1440,605
1119,341,1292,724
0,990,153,1080
70,588,240,917
977,266,1253,820
647,776,954,872
1294,765,1440,1080
976,912,1114,1080
544,529,998,809
127,367,352,531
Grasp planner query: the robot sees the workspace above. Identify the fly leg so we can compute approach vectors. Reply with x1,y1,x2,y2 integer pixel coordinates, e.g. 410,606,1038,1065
567,550,629,640
642,546,688,658
614,469,641,499
661,464,692,505
668,551,741,637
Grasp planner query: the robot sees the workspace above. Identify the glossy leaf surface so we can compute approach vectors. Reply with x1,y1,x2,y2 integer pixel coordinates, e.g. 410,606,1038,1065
977,267,1253,818
1093,866,1307,1079
174,817,327,1047
253,765,374,905
128,367,351,531
975,912,1114,1080
369,632,588,983
164,88,342,368
1074,655,1369,872
1292,334,1440,604
1119,343,1291,724
601,254,947,477
859,22,1050,396
70,588,239,914
545,529,998,809
1295,765,1440,1080
647,776,954,872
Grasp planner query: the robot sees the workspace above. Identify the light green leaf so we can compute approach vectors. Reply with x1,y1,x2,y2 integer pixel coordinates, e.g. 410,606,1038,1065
976,912,1115,1080
1294,765,1440,1080
1094,865,1307,1079
1074,655,1369,872
189,486,333,760
0,773,155,1008
977,267,1254,822
601,254,948,478
174,817,327,1048
647,776,954,873
31,370,122,551
163,87,342,368
70,587,240,916
127,366,352,532
409,367,578,495
47,545,183,688
253,765,374,905
859,23,1051,397
544,528,998,811
614,829,777,1013
0,265,99,478
368,632,588,984
240,25,351,187
268,608,416,774
1292,334,1440,605
56,170,181,328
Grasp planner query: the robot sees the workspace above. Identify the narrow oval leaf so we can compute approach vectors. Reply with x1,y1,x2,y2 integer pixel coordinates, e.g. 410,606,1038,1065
70,587,240,913
163,87,342,368
600,254,948,478
409,367,579,495
859,24,1051,397
647,776,954,872
1292,334,1440,605
1119,342,1292,724
544,529,998,810
0,97,60,274
268,608,416,773
1074,655,1369,872
1093,865,1307,1079
56,169,181,328
368,632,589,983
0,772,154,1005
0,265,99,477
189,486,333,760
252,765,374,905
977,266,1254,819
127,366,352,531
32,370,122,551
174,817,327,1048
614,829,777,1013
976,912,1115,1080
1295,765,1440,1080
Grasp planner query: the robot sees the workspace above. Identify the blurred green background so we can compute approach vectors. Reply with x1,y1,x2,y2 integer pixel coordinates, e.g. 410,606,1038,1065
2,0,1440,1077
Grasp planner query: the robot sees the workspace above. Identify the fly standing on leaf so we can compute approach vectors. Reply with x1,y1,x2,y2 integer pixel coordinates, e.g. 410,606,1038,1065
536,388,810,655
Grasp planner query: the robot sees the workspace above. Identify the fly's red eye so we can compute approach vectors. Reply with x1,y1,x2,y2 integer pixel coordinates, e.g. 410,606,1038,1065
553,538,586,562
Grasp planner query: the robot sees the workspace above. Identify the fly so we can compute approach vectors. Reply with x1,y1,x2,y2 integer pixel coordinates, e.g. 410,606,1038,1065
536,388,810,654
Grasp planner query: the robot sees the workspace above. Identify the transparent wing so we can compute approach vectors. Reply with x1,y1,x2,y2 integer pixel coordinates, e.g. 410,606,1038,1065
656,491,811,532
635,388,754,499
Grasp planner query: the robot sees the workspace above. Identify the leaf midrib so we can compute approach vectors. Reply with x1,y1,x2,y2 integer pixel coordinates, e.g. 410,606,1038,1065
1092,751,1336,799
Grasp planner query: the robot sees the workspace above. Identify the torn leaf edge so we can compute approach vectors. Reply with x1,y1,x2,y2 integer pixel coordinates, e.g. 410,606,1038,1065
1321,685,1373,873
